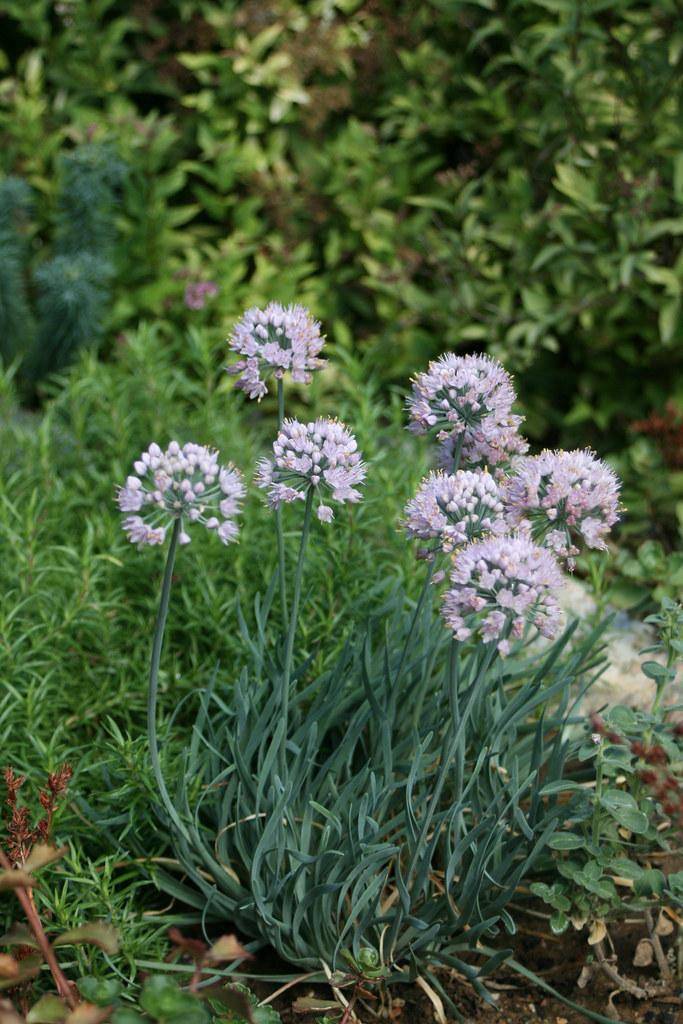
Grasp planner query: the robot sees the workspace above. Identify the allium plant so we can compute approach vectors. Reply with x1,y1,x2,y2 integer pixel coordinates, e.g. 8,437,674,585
256,417,365,523
441,535,564,655
117,441,245,547
403,469,505,555
504,449,621,566
437,415,529,474
227,302,325,401
118,326,626,1024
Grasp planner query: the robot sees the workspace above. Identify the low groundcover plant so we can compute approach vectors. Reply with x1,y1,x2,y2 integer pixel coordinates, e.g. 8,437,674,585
113,308,636,1022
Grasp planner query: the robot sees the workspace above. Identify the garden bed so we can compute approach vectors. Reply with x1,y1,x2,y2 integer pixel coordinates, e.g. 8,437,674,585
269,920,682,1024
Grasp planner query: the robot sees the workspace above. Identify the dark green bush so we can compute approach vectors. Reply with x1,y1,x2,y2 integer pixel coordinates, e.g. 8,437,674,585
0,143,126,382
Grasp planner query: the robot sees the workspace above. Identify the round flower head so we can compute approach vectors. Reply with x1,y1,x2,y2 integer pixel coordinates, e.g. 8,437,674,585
437,414,529,475
441,535,564,655
227,303,326,400
403,470,505,555
117,441,245,547
504,449,621,566
256,418,365,522
407,353,518,442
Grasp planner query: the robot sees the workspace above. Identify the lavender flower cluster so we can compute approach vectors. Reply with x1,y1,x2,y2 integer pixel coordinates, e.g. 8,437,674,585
504,449,621,566
117,299,621,661
408,353,527,473
227,302,326,400
119,305,363,549
405,352,622,653
441,536,564,655
256,418,365,522
117,441,245,547
403,470,505,554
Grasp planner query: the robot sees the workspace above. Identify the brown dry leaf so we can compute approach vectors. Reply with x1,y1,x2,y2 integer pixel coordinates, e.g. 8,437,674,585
0,870,35,891
65,1006,111,1024
655,911,674,936
0,955,42,993
577,964,594,989
633,938,654,967
0,958,17,981
588,919,607,946
53,922,119,955
24,844,68,874
292,997,340,1014
207,934,252,963
415,976,446,1024
0,1000,24,1024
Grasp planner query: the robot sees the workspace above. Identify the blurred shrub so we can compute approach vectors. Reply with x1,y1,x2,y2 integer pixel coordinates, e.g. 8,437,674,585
1,0,682,581
0,143,126,383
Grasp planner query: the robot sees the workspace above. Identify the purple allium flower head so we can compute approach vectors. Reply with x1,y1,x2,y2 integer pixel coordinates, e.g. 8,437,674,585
441,535,564,655
437,415,529,475
184,280,219,310
407,353,518,441
256,418,365,522
403,469,505,555
117,441,245,547
227,303,326,400
503,449,621,566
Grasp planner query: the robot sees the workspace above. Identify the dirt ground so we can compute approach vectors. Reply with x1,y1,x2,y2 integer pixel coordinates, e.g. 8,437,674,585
275,923,682,1024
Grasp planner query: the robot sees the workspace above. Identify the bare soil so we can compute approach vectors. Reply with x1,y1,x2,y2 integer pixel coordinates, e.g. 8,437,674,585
274,924,682,1024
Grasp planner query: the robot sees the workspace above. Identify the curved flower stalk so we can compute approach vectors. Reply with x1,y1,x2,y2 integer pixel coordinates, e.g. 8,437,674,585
257,418,365,769
441,535,564,655
403,469,506,556
256,417,365,524
504,449,621,567
117,441,245,547
116,441,244,836
227,302,326,401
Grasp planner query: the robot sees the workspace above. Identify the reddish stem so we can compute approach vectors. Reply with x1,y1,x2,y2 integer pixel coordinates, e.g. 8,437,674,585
339,988,358,1024
0,847,77,1009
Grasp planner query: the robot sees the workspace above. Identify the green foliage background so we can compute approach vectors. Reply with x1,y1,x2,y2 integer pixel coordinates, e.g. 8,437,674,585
0,0,682,596
0,0,682,1000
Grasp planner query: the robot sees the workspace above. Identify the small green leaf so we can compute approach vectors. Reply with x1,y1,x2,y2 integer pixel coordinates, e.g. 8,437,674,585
606,806,649,834
539,781,582,796
674,152,683,203
659,297,680,344
54,922,119,955
635,869,665,897
641,661,670,681
110,1012,146,1024
77,976,122,1006
550,911,569,934
26,995,68,1024
548,832,585,850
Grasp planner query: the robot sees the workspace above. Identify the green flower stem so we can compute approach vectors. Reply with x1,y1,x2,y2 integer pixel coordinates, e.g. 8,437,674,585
147,517,191,840
276,378,288,629
405,641,497,885
279,487,314,772
450,433,464,473
591,740,604,847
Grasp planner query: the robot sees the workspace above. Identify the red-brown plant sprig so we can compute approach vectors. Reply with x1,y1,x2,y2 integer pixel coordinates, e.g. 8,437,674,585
3,765,73,866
